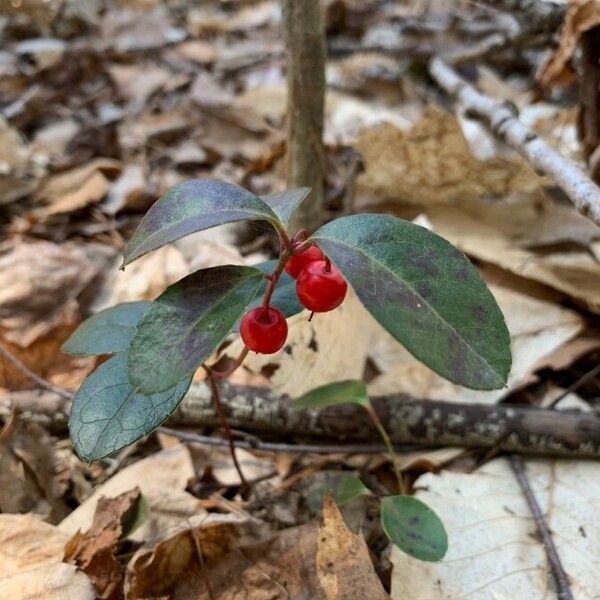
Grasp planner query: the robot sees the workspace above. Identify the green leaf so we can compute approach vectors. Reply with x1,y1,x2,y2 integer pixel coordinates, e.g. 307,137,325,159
120,494,150,540
123,179,281,267
261,187,310,226
129,265,263,393
232,260,303,330
312,214,511,390
293,380,370,409
69,352,192,461
380,495,447,562
61,301,151,356
307,473,370,512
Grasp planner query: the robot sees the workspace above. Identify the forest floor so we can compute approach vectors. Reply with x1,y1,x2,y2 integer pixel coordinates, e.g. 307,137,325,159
0,1,599,598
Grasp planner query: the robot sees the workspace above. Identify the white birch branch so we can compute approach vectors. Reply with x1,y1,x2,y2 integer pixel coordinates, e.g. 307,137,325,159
428,57,600,226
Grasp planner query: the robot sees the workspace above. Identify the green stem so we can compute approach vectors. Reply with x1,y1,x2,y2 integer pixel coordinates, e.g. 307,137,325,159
365,404,406,494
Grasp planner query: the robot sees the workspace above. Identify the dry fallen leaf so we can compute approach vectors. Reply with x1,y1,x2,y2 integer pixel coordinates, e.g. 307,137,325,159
59,445,201,543
390,456,600,600
425,202,600,313
0,563,96,600
0,513,95,600
355,106,545,206
317,493,390,600
0,414,59,514
0,513,70,577
126,513,269,599
538,0,600,87
64,488,142,600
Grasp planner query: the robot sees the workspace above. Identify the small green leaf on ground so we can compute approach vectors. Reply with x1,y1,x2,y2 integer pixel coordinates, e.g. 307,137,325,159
381,495,448,562
308,473,371,512
69,352,192,461
312,214,511,390
293,380,369,409
62,301,151,356
128,264,263,393
123,179,281,266
261,187,311,226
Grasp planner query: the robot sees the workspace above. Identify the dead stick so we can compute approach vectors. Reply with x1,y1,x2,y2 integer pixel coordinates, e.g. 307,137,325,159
510,455,574,600
3,381,600,458
428,57,600,225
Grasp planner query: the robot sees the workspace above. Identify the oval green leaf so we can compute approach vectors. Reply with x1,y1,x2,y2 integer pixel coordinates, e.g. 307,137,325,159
293,380,369,409
62,301,151,356
123,179,282,267
312,214,511,390
381,495,447,562
261,187,310,226
307,472,370,512
129,265,264,393
69,352,192,461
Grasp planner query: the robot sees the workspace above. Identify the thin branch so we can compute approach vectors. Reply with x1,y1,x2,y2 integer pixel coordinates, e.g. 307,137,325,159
547,363,600,408
428,57,600,225
158,426,416,454
510,455,574,600
0,344,74,401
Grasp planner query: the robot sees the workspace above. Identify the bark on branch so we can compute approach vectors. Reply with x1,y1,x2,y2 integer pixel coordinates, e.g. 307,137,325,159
6,382,598,459
429,57,600,226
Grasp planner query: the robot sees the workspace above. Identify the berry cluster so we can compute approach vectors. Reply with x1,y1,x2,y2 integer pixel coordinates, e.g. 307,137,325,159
240,245,348,354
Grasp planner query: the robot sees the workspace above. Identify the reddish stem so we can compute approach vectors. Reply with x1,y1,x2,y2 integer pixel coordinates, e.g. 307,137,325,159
324,256,331,272
203,365,250,497
210,347,250,380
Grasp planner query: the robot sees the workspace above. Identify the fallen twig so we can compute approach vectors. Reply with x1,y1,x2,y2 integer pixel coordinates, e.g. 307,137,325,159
510,455,574,600
428,57,600,225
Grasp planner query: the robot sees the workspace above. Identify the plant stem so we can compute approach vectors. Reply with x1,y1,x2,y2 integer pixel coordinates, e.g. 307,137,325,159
365,404,405,494
203,365,249,497
210,347,250,380
261,251,289,311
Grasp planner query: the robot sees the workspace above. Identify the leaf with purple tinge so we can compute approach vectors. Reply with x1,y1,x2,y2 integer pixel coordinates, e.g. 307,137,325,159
128,265,263,393
122,179,281,267
312,214,511,390
261,187,310,227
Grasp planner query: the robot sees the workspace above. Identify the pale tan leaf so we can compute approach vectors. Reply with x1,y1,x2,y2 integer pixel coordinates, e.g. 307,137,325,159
390,456,600,600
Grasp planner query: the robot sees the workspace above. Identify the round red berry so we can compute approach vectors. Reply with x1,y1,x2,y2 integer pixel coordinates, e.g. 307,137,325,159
284,245,325,279
296,260,348,312
240,306,288,354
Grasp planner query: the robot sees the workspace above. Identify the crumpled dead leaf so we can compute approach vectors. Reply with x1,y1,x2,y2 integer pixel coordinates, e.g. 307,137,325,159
0,414,60,515
34,158,122,217
125,512,269,599
355,105,545,206
425,201,600,313
64,488,142,600
0,513,95,600
317,493,390,600
0,513,70,577
59,445,202,544
538,0,600,87
390,455,600,600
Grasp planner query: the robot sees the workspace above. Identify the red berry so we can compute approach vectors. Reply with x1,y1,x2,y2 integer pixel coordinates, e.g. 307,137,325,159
285,245,325,279
296,260,348,312
240,306,288,354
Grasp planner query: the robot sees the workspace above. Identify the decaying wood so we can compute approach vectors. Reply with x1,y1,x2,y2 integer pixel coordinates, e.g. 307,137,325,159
429,57,600,225
5,382,598,459
282,0,326,233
